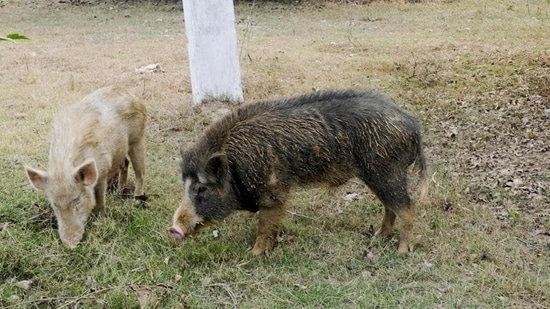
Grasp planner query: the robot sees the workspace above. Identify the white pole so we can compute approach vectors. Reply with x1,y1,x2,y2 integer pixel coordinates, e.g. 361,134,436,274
182,0,244,105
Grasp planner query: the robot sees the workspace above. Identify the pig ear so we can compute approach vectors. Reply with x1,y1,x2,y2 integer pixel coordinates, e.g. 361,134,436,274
75,159,98,187
205,153,228,183
25,166,48,190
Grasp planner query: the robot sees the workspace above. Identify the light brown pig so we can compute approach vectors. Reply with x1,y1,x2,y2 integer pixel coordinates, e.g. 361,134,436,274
25,86,147,248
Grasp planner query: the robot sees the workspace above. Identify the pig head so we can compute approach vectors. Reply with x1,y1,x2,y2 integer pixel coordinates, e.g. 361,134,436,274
25,159,99,248
170,152,235,240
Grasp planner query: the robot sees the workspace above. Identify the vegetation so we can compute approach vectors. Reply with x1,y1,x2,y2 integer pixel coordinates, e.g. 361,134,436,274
1,0,548,307
0,33,29,43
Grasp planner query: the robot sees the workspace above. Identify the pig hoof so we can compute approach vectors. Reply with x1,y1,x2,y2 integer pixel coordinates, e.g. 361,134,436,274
374,226,394,238
398,242,413,254
169,227,184,240
134,194,149,202
251,238,275,256
251,246,268,256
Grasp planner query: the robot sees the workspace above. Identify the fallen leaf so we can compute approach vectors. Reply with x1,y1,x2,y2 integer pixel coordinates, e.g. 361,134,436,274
15,280,32,290
135,63,164,74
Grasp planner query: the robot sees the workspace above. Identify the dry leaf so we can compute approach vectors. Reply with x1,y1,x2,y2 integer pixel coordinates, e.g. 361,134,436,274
15,280,32,290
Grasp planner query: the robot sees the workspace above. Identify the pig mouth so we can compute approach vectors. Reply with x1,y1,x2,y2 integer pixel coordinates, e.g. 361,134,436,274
62,239,81,249
169,226,185,240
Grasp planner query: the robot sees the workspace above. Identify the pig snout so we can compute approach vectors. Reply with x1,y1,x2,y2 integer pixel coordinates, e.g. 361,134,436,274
58,223,85,249
61,236,82,249
169,226,185,240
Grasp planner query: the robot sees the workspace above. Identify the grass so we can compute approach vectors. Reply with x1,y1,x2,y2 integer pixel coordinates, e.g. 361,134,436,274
1,0,549,308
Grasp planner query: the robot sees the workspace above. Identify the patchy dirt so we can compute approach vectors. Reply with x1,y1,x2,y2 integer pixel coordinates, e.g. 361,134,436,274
394,50,550,250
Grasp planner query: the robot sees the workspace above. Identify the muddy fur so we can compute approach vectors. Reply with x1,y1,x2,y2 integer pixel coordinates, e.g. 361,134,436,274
171,89,428,255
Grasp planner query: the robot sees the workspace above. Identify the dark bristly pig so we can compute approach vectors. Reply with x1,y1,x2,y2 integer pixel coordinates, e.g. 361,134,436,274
170,89,429,255
25,86,147,248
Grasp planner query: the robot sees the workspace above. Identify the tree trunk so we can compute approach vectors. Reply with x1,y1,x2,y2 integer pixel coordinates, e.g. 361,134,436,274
183,0,244,105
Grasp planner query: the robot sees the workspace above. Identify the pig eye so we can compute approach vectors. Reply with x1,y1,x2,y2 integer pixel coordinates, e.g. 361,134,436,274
196,185,207,195
71,197,81,209
193,184,208,198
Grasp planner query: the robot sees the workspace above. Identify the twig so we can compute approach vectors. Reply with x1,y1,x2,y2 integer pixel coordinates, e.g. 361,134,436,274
57,287,114,309
238,0,256,60
207,283,238,308
6,283,176,309
408,53,418,79
5,287,115,309
346,19,361,48
286,210,316,220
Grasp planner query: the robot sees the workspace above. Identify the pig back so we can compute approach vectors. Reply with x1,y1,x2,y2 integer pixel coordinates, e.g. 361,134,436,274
216,90,422,201
48,87,146,178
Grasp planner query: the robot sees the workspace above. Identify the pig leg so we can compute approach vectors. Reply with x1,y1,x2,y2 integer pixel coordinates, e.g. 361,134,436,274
394,205,415,254
128,138,146,198
364,174,415,253
93,177,108,215
107,173,118,192
374,206,397,238
117,158,129,192
252,204,287,256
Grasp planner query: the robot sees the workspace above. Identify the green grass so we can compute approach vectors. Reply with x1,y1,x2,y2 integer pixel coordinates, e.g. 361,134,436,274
1,0,549,308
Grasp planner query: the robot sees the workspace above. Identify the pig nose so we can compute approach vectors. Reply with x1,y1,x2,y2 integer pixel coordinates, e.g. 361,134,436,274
62,239,80,249
169,226,184,240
